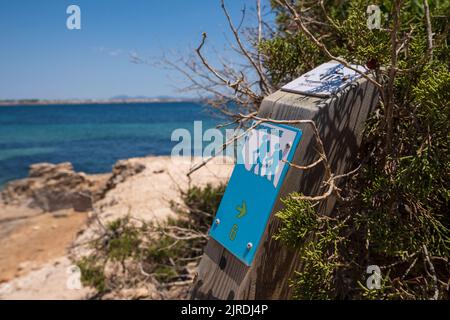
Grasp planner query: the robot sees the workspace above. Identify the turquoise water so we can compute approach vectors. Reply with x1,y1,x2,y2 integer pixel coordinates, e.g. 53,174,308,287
0,102,222,187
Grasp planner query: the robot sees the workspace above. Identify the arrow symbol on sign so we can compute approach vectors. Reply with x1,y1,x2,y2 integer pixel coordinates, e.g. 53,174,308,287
236,201,247,218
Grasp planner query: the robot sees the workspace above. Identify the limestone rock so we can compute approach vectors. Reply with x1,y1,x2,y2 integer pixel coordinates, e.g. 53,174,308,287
73,192,93,212
100,160,146,197
1,162,108,212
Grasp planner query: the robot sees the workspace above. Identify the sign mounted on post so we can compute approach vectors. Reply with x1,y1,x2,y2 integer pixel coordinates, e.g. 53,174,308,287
209,123,303,266
281,61,367,98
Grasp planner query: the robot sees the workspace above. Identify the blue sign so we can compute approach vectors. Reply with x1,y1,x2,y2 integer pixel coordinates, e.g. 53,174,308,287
209,122,303,266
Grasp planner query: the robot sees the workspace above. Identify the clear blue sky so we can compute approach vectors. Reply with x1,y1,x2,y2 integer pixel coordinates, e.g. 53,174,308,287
0,0,270,100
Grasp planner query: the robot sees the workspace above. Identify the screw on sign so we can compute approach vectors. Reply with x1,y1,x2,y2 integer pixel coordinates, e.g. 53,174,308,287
195,61,379,299
208,122,303,265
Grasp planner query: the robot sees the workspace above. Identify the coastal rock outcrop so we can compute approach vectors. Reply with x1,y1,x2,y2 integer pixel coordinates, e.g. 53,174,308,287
0,156,233,300
1,162,109,212
0,159,148,213
100,160,146,198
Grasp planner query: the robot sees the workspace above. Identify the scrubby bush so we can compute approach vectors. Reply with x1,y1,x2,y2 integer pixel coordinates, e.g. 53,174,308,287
268,0,449,299
76,183,225,298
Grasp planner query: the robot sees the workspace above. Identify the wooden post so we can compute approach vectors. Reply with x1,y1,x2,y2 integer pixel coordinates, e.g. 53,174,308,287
191,73,379,299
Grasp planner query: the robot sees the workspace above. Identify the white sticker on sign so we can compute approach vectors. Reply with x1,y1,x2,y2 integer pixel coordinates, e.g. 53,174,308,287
281,61,368,98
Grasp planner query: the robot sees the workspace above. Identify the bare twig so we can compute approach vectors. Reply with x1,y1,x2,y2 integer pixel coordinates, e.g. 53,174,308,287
423,0,434,59
292,176,336,201
284,156,324,170
319,0,341,31
401,257,418,280
220,0,271,94
423,245,439,300
161,280,194,288
196,32,254,99
274,0,382,91
187,118,260,176
256,0,265,75
239,113,332,179
384,0,402,154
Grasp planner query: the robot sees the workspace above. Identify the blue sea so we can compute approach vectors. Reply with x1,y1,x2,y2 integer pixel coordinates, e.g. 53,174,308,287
0,102,223,187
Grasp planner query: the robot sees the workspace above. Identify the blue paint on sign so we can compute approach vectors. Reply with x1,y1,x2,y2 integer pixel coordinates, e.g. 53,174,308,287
209,122,303,266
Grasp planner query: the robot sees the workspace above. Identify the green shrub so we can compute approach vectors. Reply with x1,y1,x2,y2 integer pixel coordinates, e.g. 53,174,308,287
75,183,226,298
269,0,449,299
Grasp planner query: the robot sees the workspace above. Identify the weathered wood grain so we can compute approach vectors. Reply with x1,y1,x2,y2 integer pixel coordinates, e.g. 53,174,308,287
192,77,378,299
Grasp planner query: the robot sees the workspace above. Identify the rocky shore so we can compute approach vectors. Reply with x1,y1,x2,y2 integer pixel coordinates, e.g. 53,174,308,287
0,156,232,299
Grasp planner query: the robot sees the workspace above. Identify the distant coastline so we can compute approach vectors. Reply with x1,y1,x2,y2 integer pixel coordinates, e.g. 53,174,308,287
0,97,203,107
0,102,220,186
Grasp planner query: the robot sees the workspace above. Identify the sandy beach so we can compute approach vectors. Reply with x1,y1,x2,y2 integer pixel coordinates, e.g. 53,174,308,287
0,156,232,299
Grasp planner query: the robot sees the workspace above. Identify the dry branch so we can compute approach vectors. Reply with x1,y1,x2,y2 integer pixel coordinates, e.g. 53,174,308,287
274,0,383,91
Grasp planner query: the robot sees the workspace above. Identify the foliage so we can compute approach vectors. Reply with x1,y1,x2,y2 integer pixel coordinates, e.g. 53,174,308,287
76,183,225,298
260,33,324,87
166,0,449,299
268,0,450,299
181,183,226,232
78,256,106,293
103,218,142,261
275,195,347,299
